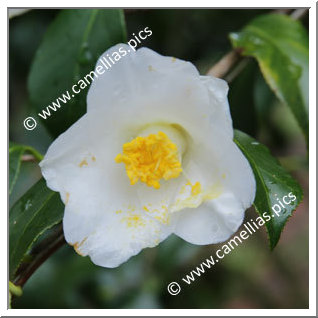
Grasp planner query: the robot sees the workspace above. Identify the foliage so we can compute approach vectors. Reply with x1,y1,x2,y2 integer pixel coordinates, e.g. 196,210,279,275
9,178,64,279
28,9,127,137
234,130,303,249
230,14,309,144
9,143,43,195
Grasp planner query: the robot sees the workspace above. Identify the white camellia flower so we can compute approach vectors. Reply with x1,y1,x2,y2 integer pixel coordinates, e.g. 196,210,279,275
40,44,256,268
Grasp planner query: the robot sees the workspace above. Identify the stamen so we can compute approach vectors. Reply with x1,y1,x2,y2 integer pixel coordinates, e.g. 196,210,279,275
115,131,182,189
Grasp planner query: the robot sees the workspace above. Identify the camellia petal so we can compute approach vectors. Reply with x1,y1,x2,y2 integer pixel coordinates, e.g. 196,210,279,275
40,111,176,267
40,44,256,268
171,131,256,244
87,44,199,112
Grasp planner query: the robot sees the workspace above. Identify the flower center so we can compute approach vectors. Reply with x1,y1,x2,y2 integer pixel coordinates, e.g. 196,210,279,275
115,131,182,189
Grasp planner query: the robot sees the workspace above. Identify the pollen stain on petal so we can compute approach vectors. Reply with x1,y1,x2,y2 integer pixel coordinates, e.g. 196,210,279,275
191,182,202,196
142,204,170,225
185,180,202,196
148,65,154,72
171,57,176,62
72,237,87,256
202,185,222,201
172,181,223,212
65,192,70,205
153,205,170,225
79,159,88,167
91,156,96,162
121,213,145,228
154,212,170,225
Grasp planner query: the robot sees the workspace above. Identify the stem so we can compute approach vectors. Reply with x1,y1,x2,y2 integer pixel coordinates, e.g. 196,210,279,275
224,57,250,83
21,154,37,162
206,8,308,80
290,8,309,20
206,49,242,79
22,147,43,162
13,224,66,287
25,147,44,161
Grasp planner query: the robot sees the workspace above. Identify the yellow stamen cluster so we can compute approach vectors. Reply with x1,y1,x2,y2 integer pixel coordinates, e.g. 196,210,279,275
115,131,182,189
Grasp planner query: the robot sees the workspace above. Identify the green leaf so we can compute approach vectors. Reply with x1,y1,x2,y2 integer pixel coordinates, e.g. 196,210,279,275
9,143,43,195
28,9,127,137
228,60,258,136
230,14,309,144
234,130,303,249
9,178,64,279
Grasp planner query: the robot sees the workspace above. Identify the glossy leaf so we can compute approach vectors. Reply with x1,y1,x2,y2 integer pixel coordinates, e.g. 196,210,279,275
230,14,309,144
9,178,64,279
234,130,303,249
28,9,127,137
9,143,43,195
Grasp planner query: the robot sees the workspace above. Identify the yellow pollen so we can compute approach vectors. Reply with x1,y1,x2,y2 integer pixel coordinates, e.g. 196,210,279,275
122,214,145,228
78,159,88,167
185,180,202,196
115,131,182,189
72,237,87,256
65,192,70,205
191,182,202,196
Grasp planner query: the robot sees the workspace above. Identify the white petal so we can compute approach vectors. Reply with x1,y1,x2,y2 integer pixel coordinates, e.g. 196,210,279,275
201,75,233,138
40,45,256,266
87,45,233,216
40,110,174,268
172,192,246,245
172,129,256,245
63,198,173,268
87,45,222,144
87,44,199,112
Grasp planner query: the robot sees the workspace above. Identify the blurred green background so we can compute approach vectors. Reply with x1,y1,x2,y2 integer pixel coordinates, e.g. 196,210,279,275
9,9,308,309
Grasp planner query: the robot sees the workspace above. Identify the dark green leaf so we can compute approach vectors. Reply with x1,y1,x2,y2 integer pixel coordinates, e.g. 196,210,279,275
9,143,43,195
230,14,309,144
9,178,64,279
28,9,127,137
234,130,303,249
228,60,258,137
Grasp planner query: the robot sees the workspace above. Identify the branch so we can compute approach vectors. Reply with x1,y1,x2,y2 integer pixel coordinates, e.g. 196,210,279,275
290,8,309,20
13,224,66,287
206,8,308,80
206,49,242,79
21,154,37,162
